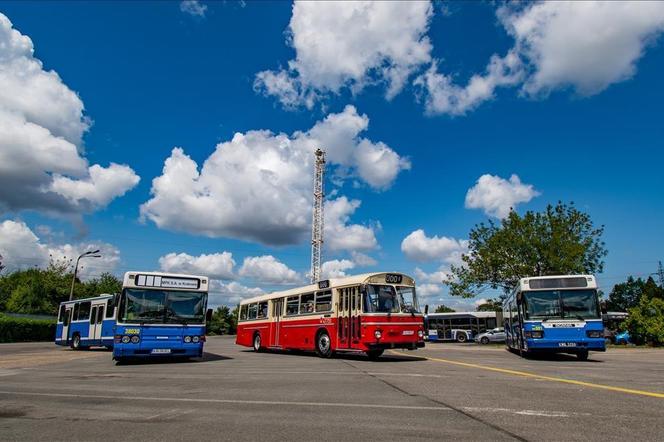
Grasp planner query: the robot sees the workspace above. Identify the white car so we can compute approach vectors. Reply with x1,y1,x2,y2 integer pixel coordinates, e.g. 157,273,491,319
475,327,505,344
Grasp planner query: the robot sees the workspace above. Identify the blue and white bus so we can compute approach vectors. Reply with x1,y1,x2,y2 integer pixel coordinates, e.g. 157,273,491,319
504,275,605,360
55,294,117,349
113,271,210,362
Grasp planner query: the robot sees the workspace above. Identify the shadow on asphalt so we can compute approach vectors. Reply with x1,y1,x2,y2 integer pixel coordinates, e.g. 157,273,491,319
241,349,426,362
115,352,232,365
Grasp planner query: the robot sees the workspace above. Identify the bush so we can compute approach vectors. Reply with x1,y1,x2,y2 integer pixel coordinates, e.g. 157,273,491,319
0,314,56,343
625,297,664,346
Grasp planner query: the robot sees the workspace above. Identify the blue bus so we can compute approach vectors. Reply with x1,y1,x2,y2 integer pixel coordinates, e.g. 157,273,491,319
113,271,210,362
504,275,605,360
55,294,117,349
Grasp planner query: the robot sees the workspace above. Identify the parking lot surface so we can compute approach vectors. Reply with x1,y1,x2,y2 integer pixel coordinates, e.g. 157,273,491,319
1,337,663,441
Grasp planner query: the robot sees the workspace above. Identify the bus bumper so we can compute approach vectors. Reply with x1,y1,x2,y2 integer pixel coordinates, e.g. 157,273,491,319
113,344,204,359
526,339,606,352
367,341,425,351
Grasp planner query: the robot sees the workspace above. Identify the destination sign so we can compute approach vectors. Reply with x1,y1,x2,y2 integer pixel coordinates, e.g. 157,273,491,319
318,280,330,290
135,274,200,290
385,274,403,284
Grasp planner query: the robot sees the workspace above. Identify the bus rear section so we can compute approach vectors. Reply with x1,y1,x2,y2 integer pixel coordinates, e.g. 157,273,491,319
55,295,116,350
504,275,606,360
112,272,210,362
236,273,425,359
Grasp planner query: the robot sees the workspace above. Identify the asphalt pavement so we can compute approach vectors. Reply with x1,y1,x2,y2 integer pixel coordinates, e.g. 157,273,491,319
1,337,663,441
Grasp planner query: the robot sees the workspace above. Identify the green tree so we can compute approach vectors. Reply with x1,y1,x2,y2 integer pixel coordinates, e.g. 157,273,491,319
625,296,664,346
434,304,455,313
447,202,607,298
606,276,663,312
476,298,503,312
207,305,238,335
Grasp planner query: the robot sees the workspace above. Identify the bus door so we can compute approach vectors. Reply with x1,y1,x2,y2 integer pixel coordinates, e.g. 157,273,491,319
337,286,361,349
89,304,104,343
270,298,283,347
61,307,72,342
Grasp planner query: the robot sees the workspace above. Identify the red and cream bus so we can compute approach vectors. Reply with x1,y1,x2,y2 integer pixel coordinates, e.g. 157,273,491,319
236,272,425,359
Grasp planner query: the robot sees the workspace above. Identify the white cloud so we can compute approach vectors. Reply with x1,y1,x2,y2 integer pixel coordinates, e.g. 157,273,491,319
158,252,235,280
0,220,120,280
255,1,433,108
414,266,450,285
417,283,443,298
239,255,301,284
401,229,468,264
414,50,523,116
141,106,405,246
350,251,377,267
464,174,539,219
499,1,664,96
208,280,263,308
0,14,139,217
180,1,207,17
321,259,355,279
324,197,378,253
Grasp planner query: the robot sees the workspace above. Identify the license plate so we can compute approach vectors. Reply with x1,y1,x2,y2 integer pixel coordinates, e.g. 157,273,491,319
558,342,577,347
151,348,171,354
402,330,414,336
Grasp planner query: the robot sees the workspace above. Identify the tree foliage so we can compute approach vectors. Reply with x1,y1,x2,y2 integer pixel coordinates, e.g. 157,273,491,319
434,304,455,313
476,298,503,312
207,306,238,335
625,296,664,346
447,202,607,298
606,276,662,312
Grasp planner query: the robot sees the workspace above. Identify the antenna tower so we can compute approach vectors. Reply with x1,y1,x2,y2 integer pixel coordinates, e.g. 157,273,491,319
310,148,326,283
658,260,664,288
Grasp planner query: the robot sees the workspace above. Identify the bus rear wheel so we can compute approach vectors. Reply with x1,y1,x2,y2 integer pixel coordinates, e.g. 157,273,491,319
315,331,332,358
456,333,467,343
253,333,262,352
577,350,589,361
366,349,384,360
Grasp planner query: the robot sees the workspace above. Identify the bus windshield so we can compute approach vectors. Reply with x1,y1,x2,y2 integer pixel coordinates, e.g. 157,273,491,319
523,290,599,320
364,285,400,313
120,288,208,324
397,286,420,313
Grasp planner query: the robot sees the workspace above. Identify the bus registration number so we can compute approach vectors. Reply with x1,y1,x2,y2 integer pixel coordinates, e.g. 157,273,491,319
151,349,171,354
402,330,414,336
558,342,577,347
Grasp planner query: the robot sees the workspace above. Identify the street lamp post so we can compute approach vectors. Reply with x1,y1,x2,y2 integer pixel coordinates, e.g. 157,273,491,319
69,249,101,301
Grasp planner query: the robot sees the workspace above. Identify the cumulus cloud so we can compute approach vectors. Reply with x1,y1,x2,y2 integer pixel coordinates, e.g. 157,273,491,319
238,255,301,284
141,106,405,246
321,259,355,279
350,251,377,267
464,174,539,219
255,1,433,108
324,197,378,253
158,252,235,280
0,14,139,217
208,280,263,308
499,1,664,96
180,1,207,17
0,220,120,279
401,229,468,264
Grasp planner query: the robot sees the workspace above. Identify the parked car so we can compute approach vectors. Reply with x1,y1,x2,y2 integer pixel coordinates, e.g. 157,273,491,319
475,327,505,344
614,330,631,345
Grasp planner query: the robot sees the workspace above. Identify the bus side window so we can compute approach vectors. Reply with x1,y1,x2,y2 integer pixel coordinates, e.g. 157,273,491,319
73,303,79,321
58,305,65,323
315,291,332,312
248,303,258,320
106,297,115,318
300,293,314,314
78,302,91,321
286,296,299,315
63,309,70,326
97,306,104,324
239,305,248,321
257,301,268,319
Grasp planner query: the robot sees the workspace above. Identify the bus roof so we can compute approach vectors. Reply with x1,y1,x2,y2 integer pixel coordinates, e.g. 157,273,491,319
516,274,597,292
61,293,113,306
426,311,497,319
241,272,415,305
123,271,209,292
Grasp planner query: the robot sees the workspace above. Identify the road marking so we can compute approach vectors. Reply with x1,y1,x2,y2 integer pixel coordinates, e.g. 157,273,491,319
0,390,452,412
392,352,664,399
462,407,584,418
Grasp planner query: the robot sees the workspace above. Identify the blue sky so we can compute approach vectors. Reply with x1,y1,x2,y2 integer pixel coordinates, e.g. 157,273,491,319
0,1,663,310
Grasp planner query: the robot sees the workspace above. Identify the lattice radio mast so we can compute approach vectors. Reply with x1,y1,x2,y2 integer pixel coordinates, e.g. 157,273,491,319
310,148,326,283
658,261,664,288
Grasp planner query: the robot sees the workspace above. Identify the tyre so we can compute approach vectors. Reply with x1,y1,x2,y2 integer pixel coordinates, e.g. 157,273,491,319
366,349,384,360
456,332,467,343
577,350,589,361
480,337,489,345
315,331,332,358
70,334,81,350
253,333,262,352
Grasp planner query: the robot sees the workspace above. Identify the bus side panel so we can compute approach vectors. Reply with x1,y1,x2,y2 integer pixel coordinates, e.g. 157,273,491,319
54,323,65,346
101,319,116,347
69,320,89,343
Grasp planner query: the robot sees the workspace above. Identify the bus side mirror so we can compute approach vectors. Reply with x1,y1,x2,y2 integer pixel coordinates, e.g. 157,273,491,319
205,308,213,323
424,305,429,315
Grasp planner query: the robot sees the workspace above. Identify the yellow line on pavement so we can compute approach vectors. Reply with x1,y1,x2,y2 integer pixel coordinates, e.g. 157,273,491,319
389,351,664,399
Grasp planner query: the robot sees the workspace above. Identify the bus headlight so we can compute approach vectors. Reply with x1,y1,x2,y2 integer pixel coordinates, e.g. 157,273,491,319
192,336,200,343
586,330,602,338
184,336,192,343
525,330,544,339
121,335,131,344
374,330,382,339
417,330,424,338
130,335,140,344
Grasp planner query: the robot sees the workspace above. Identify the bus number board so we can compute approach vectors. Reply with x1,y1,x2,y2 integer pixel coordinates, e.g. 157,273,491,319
385,274,403,284
135,274,200,290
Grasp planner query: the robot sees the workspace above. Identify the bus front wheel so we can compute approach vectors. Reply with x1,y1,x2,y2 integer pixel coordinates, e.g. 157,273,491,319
253,333,262,352
456,333,467,343
577,350,589,361
70,334,81,350
315,331,332,358
366,349,384,360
